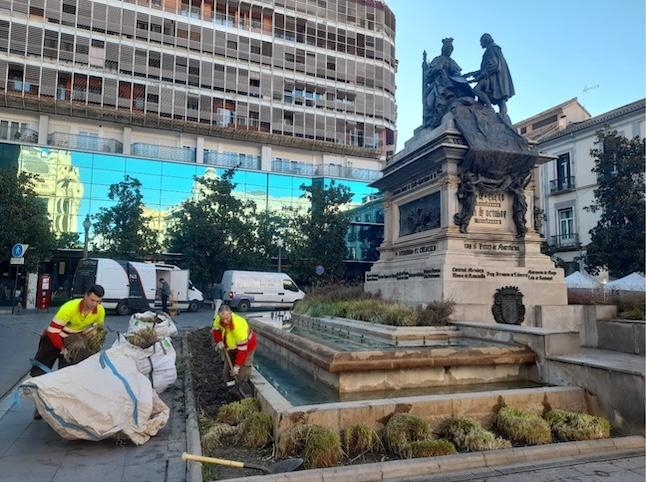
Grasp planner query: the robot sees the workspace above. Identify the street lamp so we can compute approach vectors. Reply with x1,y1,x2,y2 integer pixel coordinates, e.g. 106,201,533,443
276,238,284,273
82,214,91,259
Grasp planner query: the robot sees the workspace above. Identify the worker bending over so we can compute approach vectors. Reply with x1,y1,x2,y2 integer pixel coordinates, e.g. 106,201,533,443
212,304,257,384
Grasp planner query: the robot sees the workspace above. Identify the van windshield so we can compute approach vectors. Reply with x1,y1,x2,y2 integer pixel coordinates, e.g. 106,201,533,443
71,259,98,297
283,279,300,292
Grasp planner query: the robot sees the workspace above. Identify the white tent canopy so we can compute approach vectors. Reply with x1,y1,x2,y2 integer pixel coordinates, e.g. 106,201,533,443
604,272,646,292
565,271,602,289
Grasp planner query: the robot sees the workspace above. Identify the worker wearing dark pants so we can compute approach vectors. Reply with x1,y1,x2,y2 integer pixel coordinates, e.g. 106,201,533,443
159,278,170,314
29,285,105,418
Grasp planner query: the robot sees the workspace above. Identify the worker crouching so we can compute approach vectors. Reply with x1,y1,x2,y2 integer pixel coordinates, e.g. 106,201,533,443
211,304,257,386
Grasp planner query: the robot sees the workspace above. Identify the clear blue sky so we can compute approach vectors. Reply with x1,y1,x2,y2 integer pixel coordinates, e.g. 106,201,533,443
387,0,646,146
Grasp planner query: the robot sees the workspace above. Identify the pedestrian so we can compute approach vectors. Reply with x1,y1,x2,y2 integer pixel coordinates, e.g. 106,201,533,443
29,284,106,418
211,304,257,386
159,278,170,313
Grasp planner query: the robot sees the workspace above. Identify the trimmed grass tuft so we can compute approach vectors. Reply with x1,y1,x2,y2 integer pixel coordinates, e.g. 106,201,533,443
240,412,273,448
215,398,260,425
544,409,611,442
341,424,383,458
495,407,551,446
439,416,511,452
201,423,239,455
384,413,431,457
407,439,456,458
277,424,343,469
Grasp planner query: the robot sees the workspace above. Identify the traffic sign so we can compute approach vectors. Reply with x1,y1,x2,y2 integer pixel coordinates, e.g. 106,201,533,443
11,244,28,258
10,257,25,265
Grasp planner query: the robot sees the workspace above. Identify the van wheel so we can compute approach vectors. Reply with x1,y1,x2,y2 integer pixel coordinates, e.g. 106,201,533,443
188,300,200,312
237,300,250,312
116,301,129,316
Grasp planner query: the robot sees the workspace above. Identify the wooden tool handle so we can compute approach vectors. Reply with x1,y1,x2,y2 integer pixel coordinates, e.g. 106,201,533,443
181,452,245,468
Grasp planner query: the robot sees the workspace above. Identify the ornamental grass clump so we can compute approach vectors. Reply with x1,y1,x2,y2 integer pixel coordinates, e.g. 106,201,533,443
341,424,383,459
544,409,611,441
215,398,260,425
415,300,455,326
277,425,343,469
125,327,159,349
276,424,311,458
407,439,456,458
240,412,273,448
201,423,240,456
495,407,551,446
302,426,343,468
62,325,107,363
384,413,431,458
439,416,511,452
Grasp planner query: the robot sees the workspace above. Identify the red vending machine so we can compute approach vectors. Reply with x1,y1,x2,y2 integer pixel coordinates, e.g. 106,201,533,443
37,273,52,311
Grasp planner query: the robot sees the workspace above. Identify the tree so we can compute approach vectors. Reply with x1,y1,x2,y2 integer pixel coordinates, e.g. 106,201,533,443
0,169,56,271
92,175,161,258
166,169,259,287
287,180,353,285
254,210,291,271
584,131,645,277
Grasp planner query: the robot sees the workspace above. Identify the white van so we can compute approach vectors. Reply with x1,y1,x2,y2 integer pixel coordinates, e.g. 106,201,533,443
72,258,203,314
219,270,304,311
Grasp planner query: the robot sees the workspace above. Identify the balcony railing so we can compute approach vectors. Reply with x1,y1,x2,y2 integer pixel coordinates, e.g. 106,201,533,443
271,158,316,177
550,176,576,193
203,150,260,170
315,165,382,182
48,132,123,153
131,143,195,163
550,233,580,249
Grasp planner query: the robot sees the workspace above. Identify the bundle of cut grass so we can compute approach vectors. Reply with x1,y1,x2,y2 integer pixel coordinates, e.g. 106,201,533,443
302,426,343,469
544,409,611,441
277,424,343,469
341,424,383,458
62,325,107,363
201,423,240,456
439,416,511,452
125,327,159,349
495,407,551,446
276,424,312,458
407,439,456,458
241,412,273,448
384,413,431,458
215,398,260,425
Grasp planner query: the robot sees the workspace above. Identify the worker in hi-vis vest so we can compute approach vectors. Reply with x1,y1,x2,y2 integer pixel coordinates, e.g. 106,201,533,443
211,304,257,384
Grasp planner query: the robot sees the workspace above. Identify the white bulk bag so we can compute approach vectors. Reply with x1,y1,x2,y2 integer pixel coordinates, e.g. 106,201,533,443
128,311,177,338
109,335,177,394
21,351,169,445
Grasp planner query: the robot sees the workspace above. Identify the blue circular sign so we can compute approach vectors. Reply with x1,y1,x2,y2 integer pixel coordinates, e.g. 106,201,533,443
11,244,25,257
315,265,325,276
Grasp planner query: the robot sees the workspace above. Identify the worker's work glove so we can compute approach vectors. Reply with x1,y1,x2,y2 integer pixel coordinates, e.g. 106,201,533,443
215,341,225,350
230,365,240,377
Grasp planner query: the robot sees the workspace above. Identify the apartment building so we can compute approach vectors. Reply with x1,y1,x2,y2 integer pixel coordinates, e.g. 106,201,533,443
0,0,397,300
514,97,591,142
536,98,645,277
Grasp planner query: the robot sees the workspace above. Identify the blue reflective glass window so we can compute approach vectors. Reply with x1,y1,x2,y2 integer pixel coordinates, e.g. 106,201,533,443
126,158,163,176
92,153,126,172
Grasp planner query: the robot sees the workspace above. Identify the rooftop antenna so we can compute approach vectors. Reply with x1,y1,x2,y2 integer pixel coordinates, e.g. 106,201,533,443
582,84,599,95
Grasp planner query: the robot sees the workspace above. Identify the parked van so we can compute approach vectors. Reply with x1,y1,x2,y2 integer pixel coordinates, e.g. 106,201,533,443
71,258,203,314
219,270,304,311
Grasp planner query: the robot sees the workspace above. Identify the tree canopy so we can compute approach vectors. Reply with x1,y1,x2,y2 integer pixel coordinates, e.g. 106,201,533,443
166,169,260,286
0,168,56,271
584,131,645,277
92,175,161,258
287,180,353,284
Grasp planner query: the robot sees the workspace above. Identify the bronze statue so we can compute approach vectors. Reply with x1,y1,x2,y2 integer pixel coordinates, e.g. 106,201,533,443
465,34,515,125
423,38,473,128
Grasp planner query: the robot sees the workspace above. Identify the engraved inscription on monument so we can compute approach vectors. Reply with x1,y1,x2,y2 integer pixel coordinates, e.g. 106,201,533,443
399,192,441,236
471,192,514,231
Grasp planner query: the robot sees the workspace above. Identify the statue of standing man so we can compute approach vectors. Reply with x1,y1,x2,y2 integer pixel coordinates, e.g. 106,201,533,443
466,34,515,125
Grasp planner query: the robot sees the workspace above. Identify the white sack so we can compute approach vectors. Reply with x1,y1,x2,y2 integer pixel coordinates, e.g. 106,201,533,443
21,351,169,445
109,335,177,394
128,311,177,338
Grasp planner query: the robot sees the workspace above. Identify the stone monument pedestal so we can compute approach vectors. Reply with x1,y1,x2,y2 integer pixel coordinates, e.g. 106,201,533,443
365,115,567,325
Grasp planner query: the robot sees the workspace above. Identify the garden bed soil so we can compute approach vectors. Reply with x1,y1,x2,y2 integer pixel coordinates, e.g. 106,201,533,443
186,327,271,480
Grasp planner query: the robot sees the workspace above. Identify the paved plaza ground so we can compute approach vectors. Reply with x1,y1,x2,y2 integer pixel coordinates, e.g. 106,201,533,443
0,309,643,482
